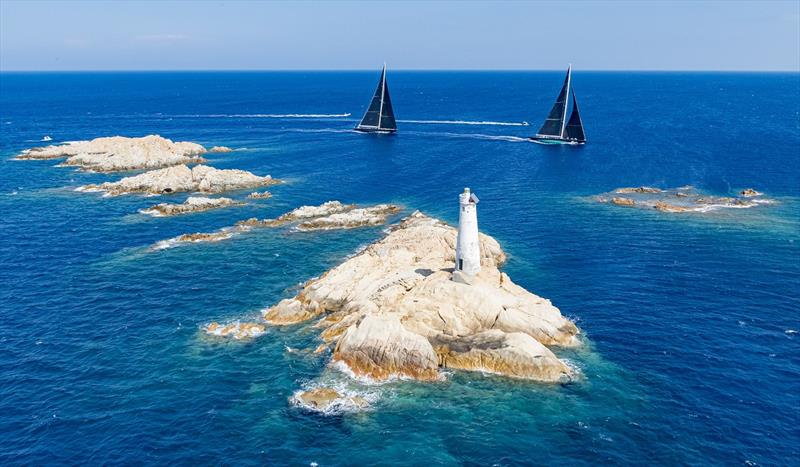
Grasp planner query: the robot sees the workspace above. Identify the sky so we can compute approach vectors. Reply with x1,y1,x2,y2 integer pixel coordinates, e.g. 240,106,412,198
1,0,798,71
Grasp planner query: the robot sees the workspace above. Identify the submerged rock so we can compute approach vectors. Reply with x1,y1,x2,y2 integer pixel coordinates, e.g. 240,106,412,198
205,321,265,339
16,135,207,172
79,164,276,196
140,196,243,216
264,212,579,383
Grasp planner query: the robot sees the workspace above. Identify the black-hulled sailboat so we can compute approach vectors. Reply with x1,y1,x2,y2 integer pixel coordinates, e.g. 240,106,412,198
355,63,397,134
530,65,586,145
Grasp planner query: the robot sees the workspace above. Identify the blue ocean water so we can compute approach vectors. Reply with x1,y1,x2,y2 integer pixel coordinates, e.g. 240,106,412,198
0,71,798,465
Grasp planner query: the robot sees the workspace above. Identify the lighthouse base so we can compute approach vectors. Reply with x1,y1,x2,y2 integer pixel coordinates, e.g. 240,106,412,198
452,270,477,286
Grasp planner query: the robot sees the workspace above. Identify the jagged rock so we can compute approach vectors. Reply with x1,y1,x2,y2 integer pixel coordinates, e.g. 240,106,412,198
140,196,242,216
205,321,266,339
16,135,207,172
264,212,579,383
209,146,233,153
247,191,272,200
610,197,635,206
615,186,663,194
79,164,276,196
740,188,762,197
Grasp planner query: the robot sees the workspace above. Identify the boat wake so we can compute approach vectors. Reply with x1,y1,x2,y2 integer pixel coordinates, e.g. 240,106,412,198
170,113,352,119
406,130,529,143
398,119,529,126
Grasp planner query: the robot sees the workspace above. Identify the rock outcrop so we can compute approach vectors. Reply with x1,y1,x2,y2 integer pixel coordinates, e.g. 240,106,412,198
16,135,207,172
292,387,369,412
611,197,635,206
209,146,233,153
79,164,276,196
140,196,243,216
235,201,398,230
597,186,773,214
296,204,402,231
247,191,272,200
264,212,579,383
615,186,663,194
740,188,762,197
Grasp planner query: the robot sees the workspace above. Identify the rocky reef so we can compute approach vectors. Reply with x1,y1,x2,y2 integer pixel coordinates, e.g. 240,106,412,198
78,164,276,196
235,201,397,230
151,201,401,250
16,135,208,172
296,204,401,231
597,186,773,213
264,212,580,383
140,196,243,217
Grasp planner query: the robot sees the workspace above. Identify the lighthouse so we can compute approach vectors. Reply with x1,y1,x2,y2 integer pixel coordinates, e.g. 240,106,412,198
453,187,481,284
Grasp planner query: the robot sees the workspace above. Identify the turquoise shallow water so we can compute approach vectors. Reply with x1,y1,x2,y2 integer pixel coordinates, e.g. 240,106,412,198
0,71,799,465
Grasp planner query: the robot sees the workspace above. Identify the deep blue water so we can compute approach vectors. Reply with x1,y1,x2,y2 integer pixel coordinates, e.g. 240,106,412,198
0,71,798,466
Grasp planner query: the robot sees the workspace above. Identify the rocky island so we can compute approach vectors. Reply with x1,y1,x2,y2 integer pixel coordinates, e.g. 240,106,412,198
79,164,277,196
140,196,244,217
16,135,208,172
264,211,580,383
596,186,772,213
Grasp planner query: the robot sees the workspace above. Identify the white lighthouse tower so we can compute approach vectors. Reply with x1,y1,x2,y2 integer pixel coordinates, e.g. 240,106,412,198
453,187,481,284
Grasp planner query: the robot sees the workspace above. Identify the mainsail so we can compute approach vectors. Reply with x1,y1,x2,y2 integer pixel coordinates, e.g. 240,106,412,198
564,90,586,142
356,64,397,132
536,66,571,138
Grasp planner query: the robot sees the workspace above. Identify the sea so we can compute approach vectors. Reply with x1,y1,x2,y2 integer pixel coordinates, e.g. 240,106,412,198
0,71,798,466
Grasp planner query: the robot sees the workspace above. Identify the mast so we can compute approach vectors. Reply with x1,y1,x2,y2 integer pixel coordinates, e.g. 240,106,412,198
559,64,572,138
535,66,571,138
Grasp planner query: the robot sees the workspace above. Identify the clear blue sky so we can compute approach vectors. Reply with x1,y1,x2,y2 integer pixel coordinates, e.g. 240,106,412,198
1,0,798,71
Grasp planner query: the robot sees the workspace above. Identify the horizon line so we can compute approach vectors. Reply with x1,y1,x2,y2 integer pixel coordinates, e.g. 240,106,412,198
1,68,798,73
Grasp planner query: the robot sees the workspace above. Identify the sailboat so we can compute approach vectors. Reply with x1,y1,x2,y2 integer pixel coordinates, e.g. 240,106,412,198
355,63,397,134
530,65,586,145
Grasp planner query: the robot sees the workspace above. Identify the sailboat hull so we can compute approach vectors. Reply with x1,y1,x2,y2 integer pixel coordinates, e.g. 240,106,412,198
529,136,585,145
354,127,397,134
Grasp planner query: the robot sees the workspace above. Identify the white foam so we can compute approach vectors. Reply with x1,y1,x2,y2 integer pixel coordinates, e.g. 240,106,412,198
289,380,380,415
